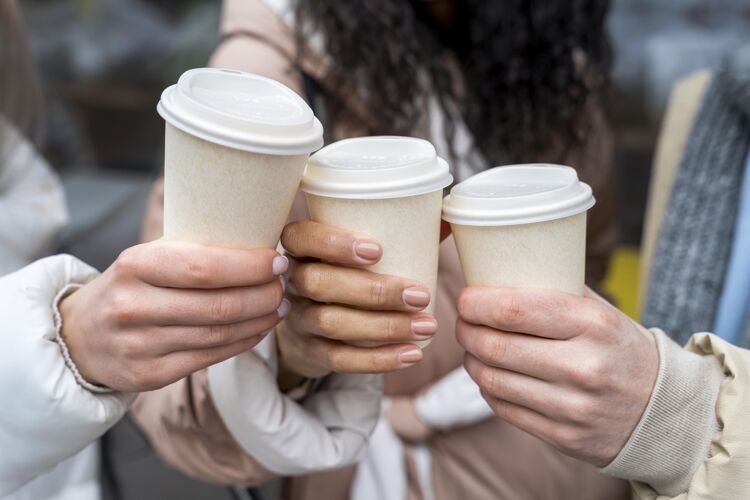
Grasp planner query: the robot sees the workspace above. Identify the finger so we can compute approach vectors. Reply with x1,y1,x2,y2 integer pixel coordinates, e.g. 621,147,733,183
135,279,285,326
289,261,431,311
119,241,287,289
457,287,610,340
154,311,282,353
288,302,437,343
480,393,560,449
158,334,267,389
455,319,567,380
310,338,425,373
464,353,566,418
281,220,382,266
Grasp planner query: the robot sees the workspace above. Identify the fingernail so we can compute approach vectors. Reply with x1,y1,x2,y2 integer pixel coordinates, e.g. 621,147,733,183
399,347,423,364
403,287,431,308
354,240,382,262
411,316,438,338
277,298,291,318
279,276,286,293
273,255,289,276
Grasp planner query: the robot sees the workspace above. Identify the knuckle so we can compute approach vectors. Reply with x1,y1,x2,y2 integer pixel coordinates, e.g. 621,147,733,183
554,426,585,455
567,396,595,425
476,365,501,394
280,222,303,250
493,297,525,329
186,257,214,286
368,278,387,307
204,324,230,345
208,294,242,322
108,291,137,324
478,332,508,364
456,288,471,317
315,307,341,337
382,315,401,340
298,265,324,297
114,247,139,278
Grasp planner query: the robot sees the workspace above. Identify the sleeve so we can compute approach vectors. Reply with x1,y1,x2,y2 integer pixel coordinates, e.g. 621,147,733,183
0,121,68,275
0,255,135,496
210,0,304,95
603,330,750,500
414,367,494,431
132,333,382,484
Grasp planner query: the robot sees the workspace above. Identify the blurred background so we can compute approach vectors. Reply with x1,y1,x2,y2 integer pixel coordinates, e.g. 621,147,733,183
14,0,750,498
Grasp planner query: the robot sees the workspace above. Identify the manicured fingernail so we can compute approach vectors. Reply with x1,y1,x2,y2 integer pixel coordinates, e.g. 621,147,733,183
354,240,382,262
273,255,289,276
399,347,423,364
277,298,291,318
411,316,438,338
403,287,431,308
279,276,286,293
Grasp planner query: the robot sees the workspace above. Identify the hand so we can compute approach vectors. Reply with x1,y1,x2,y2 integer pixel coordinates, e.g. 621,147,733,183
276,220,437,380
60,240,289,392
456,287,658,466
388,397,432,443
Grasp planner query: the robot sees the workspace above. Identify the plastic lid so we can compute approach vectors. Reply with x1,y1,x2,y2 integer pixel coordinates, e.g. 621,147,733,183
158,68,324,155
301,136,454,199
442,164,595,226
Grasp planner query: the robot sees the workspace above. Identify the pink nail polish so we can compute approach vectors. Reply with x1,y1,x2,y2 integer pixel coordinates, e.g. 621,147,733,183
411,317,437,338
273,256,289,276
403,287,431,308
399,347,423,364
277,298,291,318
354,240,382,262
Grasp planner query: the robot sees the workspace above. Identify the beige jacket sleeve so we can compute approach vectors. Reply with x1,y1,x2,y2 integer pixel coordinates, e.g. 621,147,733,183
601,332,750,500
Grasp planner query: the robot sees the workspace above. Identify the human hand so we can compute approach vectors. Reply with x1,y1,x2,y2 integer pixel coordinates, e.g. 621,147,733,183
276,220,437,380
456,287,658,466
60,240,288,392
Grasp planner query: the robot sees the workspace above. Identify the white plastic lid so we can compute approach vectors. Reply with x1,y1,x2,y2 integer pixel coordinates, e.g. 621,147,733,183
158,68,324,155
442,164,595,226
301,136,454,199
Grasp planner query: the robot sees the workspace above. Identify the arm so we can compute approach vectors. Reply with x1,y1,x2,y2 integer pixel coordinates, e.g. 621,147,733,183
131,335,383,485
0,121,67,274
0,256,133,496
456,287,740,498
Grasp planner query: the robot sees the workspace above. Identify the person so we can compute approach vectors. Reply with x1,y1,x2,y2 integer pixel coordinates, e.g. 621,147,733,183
458,47,750,499
0,2,378,499
134,0,630,498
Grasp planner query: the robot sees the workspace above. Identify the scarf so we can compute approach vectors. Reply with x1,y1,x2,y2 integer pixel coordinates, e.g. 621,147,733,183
643,44,750,348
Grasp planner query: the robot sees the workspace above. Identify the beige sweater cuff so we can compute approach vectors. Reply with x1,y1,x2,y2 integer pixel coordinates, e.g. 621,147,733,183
600,329,723,496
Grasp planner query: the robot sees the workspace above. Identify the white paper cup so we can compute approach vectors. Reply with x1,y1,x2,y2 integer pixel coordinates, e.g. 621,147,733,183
158,68,324,249
442,164,595,296
301,137,454,346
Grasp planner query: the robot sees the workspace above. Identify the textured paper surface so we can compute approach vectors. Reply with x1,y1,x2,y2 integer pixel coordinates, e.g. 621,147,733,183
452,212,587,296
163,123,307,249
306,191,444,346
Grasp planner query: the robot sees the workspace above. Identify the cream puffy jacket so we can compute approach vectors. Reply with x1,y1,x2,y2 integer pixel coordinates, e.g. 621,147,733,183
0,254,382,499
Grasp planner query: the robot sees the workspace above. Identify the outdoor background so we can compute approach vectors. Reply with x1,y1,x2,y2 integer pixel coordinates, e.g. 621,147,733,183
14,1,750,497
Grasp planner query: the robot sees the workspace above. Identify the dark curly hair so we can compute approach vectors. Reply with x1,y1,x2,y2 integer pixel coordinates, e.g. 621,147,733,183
295,0,611,166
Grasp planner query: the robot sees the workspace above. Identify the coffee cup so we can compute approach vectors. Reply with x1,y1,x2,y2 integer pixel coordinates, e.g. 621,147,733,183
158,68,324,249
442,164,594,296
301,136,454,346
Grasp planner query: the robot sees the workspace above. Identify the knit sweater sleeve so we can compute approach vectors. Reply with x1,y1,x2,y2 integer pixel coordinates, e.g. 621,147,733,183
600,329,723,496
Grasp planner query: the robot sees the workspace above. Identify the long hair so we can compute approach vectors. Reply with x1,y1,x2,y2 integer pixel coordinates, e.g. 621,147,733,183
295,0,611,166
0,0,43,145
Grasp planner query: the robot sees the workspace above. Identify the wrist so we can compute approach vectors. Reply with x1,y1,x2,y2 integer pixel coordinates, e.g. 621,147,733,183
601,329,722,496
55,284,111,393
